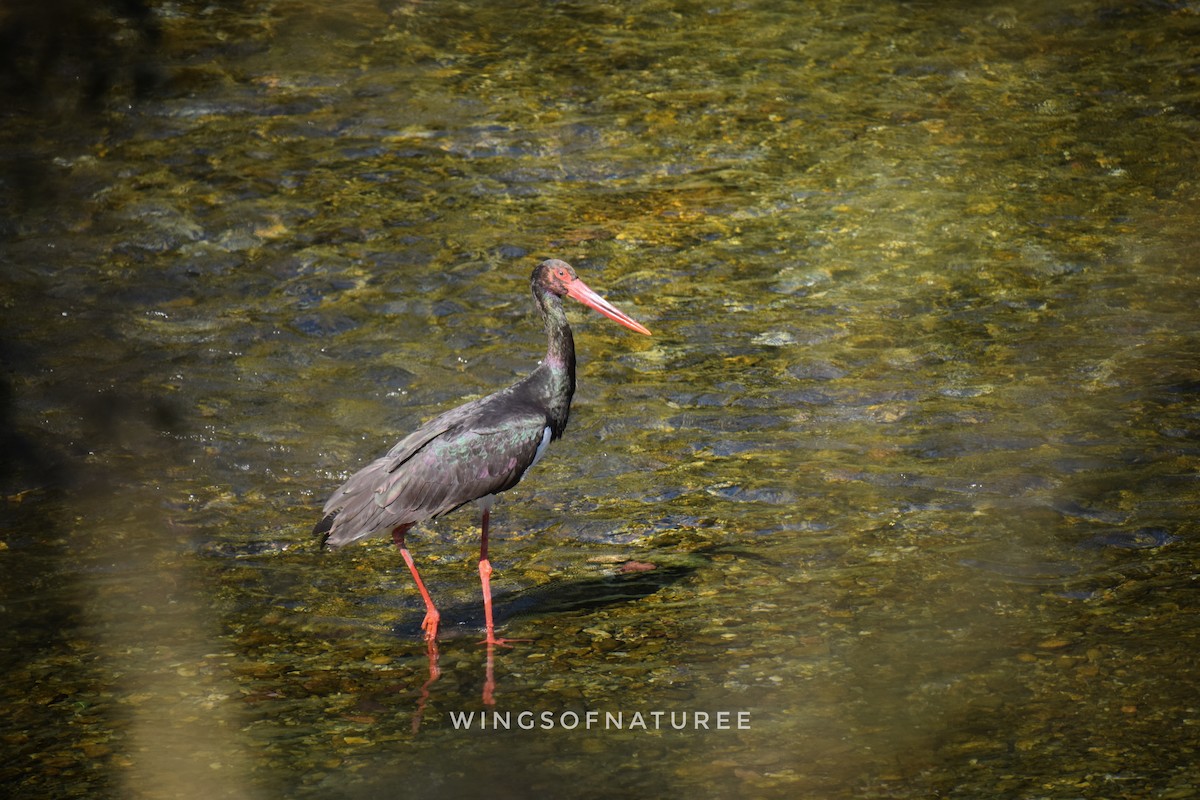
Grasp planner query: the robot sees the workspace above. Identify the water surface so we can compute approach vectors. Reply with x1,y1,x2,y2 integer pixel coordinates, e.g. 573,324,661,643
2,1,1198,798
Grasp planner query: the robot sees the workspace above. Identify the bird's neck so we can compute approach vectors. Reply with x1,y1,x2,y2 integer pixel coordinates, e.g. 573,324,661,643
537,292,577,435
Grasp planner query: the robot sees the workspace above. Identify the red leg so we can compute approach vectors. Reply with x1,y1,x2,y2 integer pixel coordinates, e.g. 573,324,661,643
478,557,505,646
393,525,440,642
476,507,529,648
477,506,501,645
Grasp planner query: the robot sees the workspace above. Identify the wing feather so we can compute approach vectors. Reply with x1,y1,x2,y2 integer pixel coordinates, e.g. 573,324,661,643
320,402,550,548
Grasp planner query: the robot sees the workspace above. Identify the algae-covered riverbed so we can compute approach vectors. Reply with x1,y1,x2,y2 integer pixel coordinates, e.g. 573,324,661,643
2,1,1198,797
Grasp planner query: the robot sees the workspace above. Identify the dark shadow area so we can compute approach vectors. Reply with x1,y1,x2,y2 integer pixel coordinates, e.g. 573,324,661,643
0,352,187,503
0,0,163,114
0,0,165,224
0,370,66,494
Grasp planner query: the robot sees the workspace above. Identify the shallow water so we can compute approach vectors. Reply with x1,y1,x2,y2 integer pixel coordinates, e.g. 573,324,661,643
2,0,1199,798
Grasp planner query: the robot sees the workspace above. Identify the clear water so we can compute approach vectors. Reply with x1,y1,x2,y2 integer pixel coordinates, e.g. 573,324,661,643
2,1,1198,797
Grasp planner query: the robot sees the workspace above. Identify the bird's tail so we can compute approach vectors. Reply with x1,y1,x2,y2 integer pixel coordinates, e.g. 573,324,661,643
313,510,339,549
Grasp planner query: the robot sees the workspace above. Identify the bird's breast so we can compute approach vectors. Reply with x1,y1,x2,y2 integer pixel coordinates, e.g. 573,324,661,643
529,425,553,470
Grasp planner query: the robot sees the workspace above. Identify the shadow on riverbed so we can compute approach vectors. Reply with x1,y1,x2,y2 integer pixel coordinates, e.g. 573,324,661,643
391,563,697,639
390,545,773,639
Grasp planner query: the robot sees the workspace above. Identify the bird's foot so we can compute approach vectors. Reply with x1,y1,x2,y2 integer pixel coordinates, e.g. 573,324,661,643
420,610,441,642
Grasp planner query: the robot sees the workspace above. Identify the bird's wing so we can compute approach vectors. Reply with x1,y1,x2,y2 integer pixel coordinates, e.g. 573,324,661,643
320,402,550,547
380,409,549,514
320,393,494,519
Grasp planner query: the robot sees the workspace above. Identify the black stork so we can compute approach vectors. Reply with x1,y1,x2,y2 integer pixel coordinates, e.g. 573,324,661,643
315,259,651,648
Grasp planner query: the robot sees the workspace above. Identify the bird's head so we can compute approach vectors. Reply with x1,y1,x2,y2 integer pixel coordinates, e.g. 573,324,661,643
533,259,651,336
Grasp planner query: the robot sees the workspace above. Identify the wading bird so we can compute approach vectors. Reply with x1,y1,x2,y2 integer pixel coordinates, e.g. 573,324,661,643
315,259,651,648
